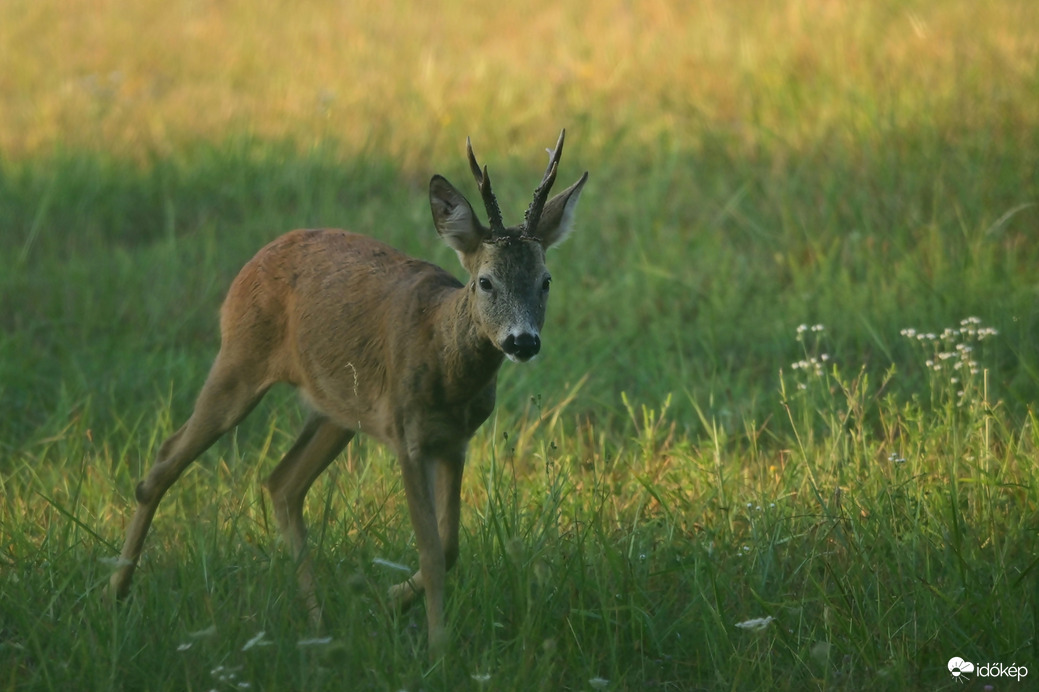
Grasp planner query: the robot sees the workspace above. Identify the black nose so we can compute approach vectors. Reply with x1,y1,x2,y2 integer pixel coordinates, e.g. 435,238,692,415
502,333,541,360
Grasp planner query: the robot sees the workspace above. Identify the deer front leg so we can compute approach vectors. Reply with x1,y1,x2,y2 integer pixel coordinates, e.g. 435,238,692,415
392,449,465,655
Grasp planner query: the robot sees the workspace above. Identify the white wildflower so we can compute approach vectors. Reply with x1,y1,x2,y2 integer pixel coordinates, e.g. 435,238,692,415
735,616,775,631
241,631,273,651
373,557,412,573
297,637,334,648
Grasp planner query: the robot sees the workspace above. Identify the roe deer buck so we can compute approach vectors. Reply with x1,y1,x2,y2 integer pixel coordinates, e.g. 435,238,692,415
109,130,587,653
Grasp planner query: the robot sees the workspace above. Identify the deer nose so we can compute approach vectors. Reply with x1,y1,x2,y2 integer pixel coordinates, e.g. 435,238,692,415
502,332,541,361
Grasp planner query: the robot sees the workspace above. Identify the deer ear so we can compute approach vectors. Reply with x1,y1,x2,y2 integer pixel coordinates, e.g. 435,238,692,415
531,172,588,249
430,175,488,255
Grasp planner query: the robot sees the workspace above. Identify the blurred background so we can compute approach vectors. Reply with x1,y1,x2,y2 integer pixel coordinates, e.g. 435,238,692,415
1,0,1037,444
3,0,1035,162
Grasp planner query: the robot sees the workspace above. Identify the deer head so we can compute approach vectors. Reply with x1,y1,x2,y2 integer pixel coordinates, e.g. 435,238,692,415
429,130,588,361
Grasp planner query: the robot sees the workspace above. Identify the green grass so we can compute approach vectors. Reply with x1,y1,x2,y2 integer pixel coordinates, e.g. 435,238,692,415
3,1,1039,690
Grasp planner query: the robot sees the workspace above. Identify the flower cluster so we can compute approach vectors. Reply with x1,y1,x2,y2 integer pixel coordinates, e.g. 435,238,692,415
795,323,826,340
790,353,830,377
790,324,831,388
900,317,997,403
211,665,251,689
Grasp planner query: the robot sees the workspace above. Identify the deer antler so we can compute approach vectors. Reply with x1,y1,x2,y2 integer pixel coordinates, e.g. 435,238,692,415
523,129,565,236
466,137,506,236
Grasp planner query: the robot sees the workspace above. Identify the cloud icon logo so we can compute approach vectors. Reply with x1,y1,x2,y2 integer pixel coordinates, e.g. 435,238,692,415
948,657,975,678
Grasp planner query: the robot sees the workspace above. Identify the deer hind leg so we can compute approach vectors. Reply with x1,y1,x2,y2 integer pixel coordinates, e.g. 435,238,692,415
389,450,466,655
264,414,353,628
109,356,269,600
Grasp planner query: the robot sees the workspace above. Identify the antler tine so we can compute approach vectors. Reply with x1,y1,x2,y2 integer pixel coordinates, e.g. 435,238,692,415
543,129,566,180
523,129,566,235
465,137,483,182
466,136,506,235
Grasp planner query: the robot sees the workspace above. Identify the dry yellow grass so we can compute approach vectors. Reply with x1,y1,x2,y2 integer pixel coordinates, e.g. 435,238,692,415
2,0,1036,167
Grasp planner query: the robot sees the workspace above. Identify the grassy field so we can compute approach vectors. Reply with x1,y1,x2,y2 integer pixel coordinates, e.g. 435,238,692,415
2,1,1039,690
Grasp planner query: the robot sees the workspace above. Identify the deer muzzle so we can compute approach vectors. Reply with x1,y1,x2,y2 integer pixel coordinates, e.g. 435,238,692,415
501,332,541,362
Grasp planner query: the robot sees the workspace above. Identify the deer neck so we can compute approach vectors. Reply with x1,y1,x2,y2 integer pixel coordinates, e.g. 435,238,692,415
435,286,504,397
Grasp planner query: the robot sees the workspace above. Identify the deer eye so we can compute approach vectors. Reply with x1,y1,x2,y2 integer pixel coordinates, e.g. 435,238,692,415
478,277,493,292
541,277,552,292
